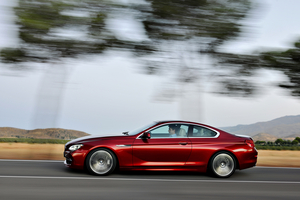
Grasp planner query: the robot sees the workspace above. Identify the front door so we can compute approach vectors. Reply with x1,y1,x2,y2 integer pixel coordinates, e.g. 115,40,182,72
132,124,191,167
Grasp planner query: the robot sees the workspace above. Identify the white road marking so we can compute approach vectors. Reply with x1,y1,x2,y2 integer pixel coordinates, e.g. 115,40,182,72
0,175,299,184
255,166,300,170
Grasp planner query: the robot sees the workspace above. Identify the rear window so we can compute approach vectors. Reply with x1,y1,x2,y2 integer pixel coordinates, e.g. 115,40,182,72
190,126,217,137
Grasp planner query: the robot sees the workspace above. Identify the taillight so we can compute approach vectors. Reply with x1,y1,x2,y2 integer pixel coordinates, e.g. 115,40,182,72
245,139,254,148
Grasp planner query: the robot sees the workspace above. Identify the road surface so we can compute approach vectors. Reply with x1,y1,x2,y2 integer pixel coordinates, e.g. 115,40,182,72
0,160,299,200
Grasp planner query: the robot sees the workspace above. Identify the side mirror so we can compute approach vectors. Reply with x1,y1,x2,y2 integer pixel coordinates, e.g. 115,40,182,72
142,132,151,139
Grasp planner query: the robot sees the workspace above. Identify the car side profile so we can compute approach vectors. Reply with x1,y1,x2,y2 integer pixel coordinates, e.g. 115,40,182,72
64,121,257,178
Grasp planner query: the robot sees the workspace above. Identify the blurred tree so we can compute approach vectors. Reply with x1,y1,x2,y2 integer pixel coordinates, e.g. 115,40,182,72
0,0,112,63
0,0,259,127
132,0,257,97
1,0,257,87
275,138,284,145
292,139,299,145
0,0,115,128
260,39,300,97
255,140,266,145
295,137,300,143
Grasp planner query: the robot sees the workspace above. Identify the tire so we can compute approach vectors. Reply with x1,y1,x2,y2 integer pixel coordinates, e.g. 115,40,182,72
209,151,236,178
85,148,117,175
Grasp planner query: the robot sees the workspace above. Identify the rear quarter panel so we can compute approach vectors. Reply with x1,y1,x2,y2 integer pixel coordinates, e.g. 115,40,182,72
186,130,256,172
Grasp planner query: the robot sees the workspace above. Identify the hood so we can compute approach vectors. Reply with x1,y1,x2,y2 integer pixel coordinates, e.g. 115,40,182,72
65,134,126,145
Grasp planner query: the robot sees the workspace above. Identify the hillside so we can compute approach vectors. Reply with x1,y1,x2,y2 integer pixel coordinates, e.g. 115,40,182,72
0,127,89,140
220,115,300,139
252,133,278,142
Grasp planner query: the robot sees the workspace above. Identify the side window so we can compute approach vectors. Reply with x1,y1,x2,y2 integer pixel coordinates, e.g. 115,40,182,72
150,125,169,138
149,124,189,138
191,126,217,137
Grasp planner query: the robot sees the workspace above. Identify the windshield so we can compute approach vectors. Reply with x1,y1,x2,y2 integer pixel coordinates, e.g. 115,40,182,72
127,122,157,136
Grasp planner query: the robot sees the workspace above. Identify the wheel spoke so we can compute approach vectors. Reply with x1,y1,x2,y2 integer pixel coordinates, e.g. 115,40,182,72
212,153,235,177
89,150,113,175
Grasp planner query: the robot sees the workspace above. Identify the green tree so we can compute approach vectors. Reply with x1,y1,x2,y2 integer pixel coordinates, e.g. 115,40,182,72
275,138,284,145
286,140,292,145
267,141,273,145
292,139,299,145
255,140,266,145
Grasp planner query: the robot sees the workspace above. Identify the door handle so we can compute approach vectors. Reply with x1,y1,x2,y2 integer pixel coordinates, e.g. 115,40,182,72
179,142,188,145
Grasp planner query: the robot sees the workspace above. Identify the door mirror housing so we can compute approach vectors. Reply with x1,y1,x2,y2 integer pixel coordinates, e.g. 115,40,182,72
142,132,151,139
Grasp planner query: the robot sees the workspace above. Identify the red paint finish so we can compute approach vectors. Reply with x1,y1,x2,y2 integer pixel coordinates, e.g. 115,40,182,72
64,121,258,176
132,138,192,167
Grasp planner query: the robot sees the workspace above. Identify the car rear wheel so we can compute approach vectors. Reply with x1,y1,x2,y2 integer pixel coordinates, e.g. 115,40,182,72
85,148,117,175
209,152,236,178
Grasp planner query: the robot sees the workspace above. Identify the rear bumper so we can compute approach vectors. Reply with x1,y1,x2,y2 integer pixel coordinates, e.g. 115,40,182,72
239,148,258,170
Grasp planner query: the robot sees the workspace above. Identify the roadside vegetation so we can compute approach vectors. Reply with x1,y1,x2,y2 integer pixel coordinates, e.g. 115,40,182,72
1,137,300,150
255,137,300,150
0,138,70,144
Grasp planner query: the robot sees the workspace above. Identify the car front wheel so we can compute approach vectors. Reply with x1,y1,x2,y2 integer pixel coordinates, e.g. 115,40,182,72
85,148,117,175
209,152,236,178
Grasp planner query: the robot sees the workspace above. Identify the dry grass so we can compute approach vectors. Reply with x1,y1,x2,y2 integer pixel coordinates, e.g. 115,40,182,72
1,143,300,168
0,143,65,160
257,150,300,167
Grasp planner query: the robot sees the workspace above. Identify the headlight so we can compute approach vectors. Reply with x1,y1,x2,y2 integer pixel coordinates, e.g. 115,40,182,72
69,144,83,151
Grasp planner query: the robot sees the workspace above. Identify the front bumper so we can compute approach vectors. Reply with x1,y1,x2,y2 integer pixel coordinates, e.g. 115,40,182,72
64,150,72,165
64,149,85,170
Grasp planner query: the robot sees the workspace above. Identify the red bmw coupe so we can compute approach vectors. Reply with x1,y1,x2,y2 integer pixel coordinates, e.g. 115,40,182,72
64,121,257,178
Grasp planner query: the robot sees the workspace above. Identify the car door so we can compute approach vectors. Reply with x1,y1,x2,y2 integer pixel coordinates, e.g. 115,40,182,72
132,124,192,167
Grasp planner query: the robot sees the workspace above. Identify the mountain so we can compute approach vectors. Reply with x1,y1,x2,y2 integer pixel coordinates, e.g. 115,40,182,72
0,127,90,140
252,133,278,142
220,115,300,139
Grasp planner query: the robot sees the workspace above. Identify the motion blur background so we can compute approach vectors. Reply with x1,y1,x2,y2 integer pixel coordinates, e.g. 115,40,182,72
1,0,300,135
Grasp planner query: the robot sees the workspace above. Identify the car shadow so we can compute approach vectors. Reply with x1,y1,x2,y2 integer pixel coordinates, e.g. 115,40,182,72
63,166,210,177
63,167,87,175
115,170,204,176
115,170,214,179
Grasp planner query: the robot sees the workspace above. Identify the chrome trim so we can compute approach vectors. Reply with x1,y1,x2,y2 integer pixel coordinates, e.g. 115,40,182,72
188,136,220,138
136,122,220,139
235,134,251,139
116,145,132,147
139,137,190,139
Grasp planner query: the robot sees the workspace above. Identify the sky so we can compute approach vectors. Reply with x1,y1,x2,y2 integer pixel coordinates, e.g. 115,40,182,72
1,0,300,135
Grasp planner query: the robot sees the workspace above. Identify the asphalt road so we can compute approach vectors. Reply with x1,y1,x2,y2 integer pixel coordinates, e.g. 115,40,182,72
0,160,300,200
